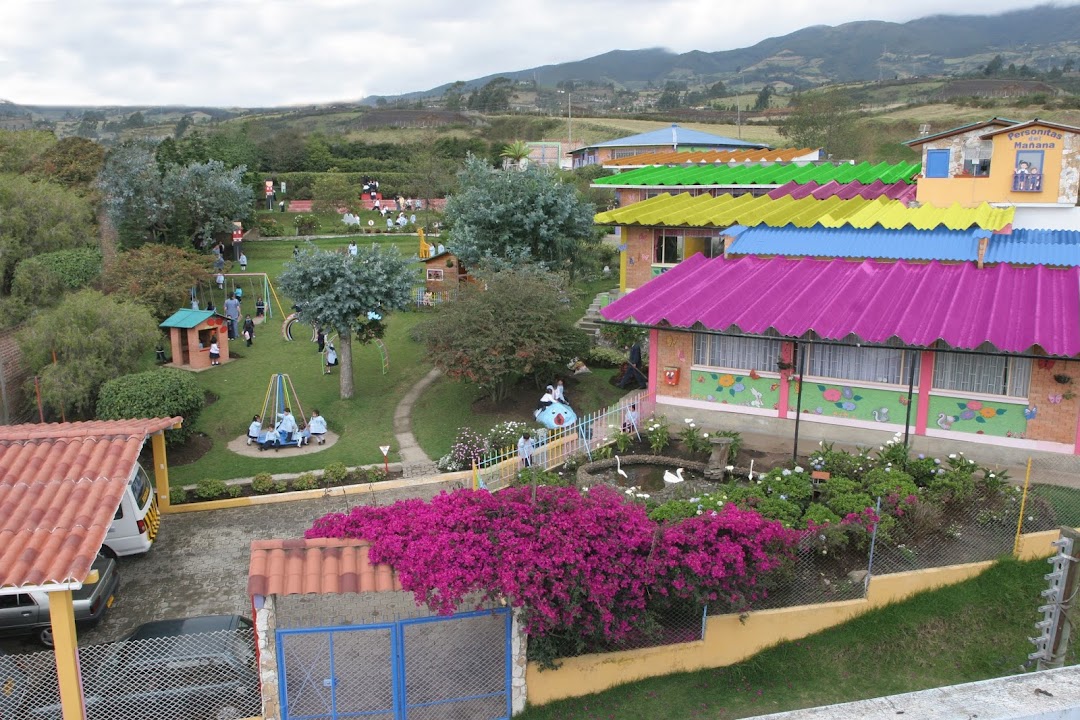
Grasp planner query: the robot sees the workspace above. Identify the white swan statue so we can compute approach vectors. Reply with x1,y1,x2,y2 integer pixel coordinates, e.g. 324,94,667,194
663,467,685,484
614,455,628,479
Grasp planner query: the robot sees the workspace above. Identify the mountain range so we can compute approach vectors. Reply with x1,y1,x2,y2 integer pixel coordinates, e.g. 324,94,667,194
370,4,1080,103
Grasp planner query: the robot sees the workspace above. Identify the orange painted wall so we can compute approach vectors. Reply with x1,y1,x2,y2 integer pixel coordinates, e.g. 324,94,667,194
655,331,693,399
623,227,654,290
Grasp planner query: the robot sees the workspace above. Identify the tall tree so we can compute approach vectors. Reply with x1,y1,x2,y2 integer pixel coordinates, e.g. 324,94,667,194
0,129,56,174
499,140,532,169
0,173,96,293
18,289,159,419
311,174,358,215
443,155,597,277
277,245,413,400
778,91,858,158
467,77,514,112
415,269,591,403
102,245,211,321
33,136,106,189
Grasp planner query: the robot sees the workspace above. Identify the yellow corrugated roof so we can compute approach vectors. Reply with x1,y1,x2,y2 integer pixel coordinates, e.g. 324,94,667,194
594,193,1015,232
604,148,818,167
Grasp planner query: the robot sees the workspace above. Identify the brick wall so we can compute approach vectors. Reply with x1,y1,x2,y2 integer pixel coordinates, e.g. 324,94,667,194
655,330,693,400
624,227,653,290
1025,358,1080,446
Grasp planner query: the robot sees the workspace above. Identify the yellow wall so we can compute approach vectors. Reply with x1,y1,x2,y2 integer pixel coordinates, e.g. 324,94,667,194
524,555,1025,705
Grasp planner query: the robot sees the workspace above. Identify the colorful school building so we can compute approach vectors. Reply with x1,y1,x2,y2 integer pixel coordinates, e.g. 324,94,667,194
597,118,1080,458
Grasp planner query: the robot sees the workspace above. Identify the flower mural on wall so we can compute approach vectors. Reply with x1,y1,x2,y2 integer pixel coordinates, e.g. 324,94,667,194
956,399,1006,424
819,385,862,411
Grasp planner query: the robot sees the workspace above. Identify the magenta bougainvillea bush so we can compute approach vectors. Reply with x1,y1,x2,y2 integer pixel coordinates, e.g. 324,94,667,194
307,486,798,645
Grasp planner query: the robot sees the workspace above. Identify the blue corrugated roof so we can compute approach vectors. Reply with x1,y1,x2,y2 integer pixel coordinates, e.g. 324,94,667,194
587,124,767,150
984,229,1080,265
726,226,1080,266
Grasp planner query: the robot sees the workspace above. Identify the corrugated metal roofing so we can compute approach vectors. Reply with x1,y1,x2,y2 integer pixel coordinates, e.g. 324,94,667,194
727,226,987,261
604,148,819,167
594,193,1015,232
767,180,918,204
582,124,767,150
600,254,1080,356
984,229,1080,265
0,418,183,591
593,161,920,188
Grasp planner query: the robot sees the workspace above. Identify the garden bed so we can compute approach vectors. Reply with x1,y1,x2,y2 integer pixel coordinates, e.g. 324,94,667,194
168,463,401,505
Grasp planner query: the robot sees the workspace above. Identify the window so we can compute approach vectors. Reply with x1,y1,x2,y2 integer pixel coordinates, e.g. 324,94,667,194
694,334,782,371
426,268,444,281
925,149,950,178
806,344,910,385
932,352,1031,398
962,140,993,177
1012,150,1045,192
653,229,722,264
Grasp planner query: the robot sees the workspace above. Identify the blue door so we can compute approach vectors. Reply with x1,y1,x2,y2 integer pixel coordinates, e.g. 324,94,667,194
925,149,950,178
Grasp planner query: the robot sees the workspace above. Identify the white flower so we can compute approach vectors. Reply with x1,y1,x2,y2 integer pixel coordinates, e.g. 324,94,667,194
795,466,804,473
782,469,791,476
725,465,734,471
641,493,650,499
780,494,788,500
703,433,710,438
949,453,956,459
607,424,614,429
684,418,693,424
696,509,703,515
689,423,696,428
757,480,763,485
690,497,701,503
989,473,996,478
1028,516,1034,521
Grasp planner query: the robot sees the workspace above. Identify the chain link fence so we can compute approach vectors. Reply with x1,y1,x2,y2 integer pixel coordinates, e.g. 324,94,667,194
1,628,259,720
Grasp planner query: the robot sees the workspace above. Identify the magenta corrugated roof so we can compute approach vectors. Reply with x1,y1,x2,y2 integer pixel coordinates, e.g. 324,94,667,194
600,255,1080,356
768,179,918,203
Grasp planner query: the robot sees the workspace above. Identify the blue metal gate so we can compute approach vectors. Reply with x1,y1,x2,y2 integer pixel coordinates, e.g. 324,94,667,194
277,608,512,720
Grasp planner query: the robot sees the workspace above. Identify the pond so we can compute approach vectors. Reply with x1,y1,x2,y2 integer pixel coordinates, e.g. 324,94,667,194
583,460,726,501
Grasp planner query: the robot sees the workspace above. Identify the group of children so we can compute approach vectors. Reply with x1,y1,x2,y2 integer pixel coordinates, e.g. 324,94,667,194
247,408,329,449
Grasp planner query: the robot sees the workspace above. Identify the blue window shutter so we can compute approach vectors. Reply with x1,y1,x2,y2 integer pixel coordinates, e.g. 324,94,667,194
925,149,950,178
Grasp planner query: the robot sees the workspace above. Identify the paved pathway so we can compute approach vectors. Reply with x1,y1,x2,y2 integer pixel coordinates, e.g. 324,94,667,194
394,367,441,477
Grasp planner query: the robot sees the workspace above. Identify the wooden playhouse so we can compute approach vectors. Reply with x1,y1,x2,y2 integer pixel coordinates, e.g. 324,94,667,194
160,309,231,370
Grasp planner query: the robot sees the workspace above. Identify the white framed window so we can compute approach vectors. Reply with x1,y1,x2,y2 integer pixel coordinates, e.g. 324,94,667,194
806,344,912,385
426,268,444,281
932,351,1031,398
694,334,782,372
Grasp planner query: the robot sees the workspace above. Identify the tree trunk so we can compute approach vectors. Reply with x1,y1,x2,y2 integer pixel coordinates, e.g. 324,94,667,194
339,329,354,399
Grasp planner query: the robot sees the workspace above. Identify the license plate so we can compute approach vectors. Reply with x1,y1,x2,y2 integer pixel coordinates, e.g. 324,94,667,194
106,596,114,608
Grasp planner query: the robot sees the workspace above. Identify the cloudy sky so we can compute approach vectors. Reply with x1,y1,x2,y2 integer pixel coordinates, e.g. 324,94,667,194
0,0,1064,107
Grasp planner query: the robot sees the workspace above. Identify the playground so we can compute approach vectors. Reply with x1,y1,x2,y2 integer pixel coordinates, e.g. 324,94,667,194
163,235,624,486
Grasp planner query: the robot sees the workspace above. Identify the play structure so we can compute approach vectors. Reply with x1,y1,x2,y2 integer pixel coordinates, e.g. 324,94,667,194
254,374,311,450
159,309,230,370
534,401,578,429
191,272,282,318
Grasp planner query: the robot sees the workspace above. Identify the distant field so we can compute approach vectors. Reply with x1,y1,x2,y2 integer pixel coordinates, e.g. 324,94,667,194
573,117,782,146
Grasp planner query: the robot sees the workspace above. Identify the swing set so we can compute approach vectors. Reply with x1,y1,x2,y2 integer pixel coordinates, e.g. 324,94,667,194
253,373,311,449
191,272,283,318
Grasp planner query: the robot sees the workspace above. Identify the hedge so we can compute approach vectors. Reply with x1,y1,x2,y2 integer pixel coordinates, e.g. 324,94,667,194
11,248,103,304
96,368,204,445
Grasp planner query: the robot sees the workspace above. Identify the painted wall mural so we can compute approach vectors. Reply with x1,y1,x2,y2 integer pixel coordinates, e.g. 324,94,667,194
691,370,781,409
927,395,1029,438
802,382,910,424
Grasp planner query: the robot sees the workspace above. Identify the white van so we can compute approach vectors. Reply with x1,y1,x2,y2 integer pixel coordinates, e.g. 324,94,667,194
102,462,160,557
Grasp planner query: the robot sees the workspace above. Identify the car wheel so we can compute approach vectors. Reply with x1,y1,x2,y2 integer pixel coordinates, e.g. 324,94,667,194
38,626,54,648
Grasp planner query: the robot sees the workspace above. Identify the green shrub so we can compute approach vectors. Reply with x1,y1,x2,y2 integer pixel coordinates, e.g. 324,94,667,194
679,422,711,455
291,472,320,491
294,215,319,235
169,486,188,505
258,215,285,237
226,485,243,498
511,468,573,488
195,477,228,500
599,324,645,349
648,499,698,523
11,248,102,304
96,369,204,446
643,416,670,454
251,472,276,494
863,468,919,501
802,502,841,528
584,345,626,369
754,497,803,527
485,421,532,453
274,480,289,493
762,468,814,505
324,462,349,485
926,469,976,504
821,476,860,499
826,491,876,519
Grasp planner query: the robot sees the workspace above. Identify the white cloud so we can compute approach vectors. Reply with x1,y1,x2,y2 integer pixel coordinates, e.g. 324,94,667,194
0,0,1064,106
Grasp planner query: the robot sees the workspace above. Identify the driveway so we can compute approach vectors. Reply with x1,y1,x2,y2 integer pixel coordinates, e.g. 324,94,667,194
1,479,458,652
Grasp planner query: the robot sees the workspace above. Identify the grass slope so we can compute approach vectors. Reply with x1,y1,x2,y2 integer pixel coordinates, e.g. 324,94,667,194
519,559,1053,720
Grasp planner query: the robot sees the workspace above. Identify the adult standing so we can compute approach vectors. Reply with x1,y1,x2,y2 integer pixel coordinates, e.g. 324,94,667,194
517,432,534,469
224,294,241,340
316,328,326,353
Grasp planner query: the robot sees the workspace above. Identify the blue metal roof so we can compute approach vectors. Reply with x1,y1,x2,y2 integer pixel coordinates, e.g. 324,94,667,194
726,226,1080,266
587,123,767,150
984,229,1080,265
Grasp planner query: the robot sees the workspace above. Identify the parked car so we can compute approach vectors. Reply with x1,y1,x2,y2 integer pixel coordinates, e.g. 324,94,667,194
0,554,120,647
29,615,259,720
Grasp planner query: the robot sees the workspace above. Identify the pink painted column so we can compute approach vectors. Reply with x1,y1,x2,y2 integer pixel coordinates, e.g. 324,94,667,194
647,329,659,406
777,342,794,417
914,351,934,435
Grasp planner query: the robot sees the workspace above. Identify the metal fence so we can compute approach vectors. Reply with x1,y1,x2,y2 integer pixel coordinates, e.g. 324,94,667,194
412,287,458,309
0,627,259,720
276,608,511,720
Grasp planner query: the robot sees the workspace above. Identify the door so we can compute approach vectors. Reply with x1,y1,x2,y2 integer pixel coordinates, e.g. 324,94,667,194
0,593,41,635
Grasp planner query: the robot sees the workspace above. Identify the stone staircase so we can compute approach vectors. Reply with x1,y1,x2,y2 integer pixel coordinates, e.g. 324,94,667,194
577,288,620,340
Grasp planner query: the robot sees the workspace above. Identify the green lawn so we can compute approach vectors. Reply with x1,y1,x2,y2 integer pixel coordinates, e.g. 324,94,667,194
518,559,1053,719
1029,483,1080,528
166,236,620,484
253,207,443,236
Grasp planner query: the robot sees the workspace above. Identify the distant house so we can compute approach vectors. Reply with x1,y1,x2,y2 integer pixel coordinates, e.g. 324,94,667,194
570,124,768,169
905,117,1080,229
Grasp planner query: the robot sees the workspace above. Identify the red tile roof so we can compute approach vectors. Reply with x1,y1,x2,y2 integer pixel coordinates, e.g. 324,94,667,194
0,418,182,592
248,538,403,597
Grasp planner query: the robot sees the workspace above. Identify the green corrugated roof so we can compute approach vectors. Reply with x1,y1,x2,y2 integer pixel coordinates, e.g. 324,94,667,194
160,309,215,329
593,161,921,188
594,192,1015,232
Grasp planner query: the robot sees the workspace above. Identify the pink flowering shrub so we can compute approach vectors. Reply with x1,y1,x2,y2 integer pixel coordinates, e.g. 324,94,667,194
307,486,798,663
